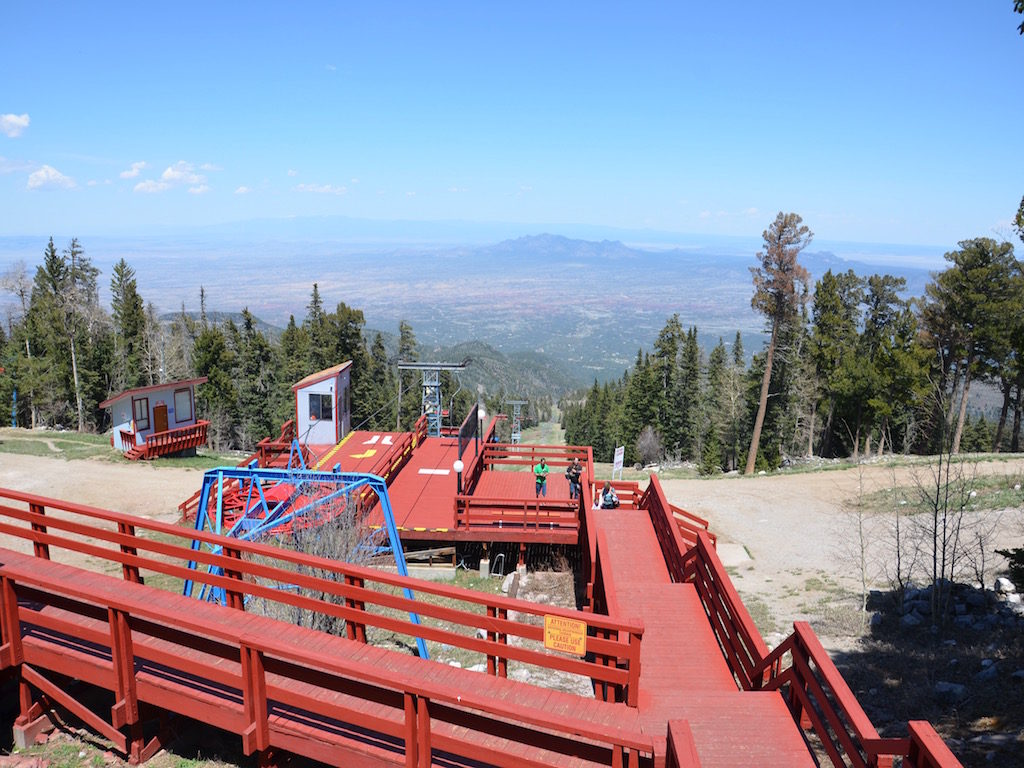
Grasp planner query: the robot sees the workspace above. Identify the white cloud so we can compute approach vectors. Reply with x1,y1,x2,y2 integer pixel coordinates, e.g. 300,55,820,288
287,169,298,177
188,184,210,194
87,180,99,187
134,179,169,193
27,164,75,190
699,210,711,219
325,64,337,72
743,207,759,217
161,161,206,185
0,114,30,138
295,182,346,195
199,162,221,172
119,161,147,179
351,177,360,184
235,185,251,194
406,191,416,197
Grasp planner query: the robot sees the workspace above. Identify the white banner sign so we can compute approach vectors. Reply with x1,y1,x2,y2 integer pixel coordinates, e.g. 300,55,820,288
612,445,624,479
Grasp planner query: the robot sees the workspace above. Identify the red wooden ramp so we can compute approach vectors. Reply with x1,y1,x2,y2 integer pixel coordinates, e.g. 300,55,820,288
590,507,814,768
0,547,652,768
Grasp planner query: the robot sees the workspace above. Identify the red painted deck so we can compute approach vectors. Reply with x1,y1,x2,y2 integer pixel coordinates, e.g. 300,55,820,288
590,508,816,768
308,430,408,472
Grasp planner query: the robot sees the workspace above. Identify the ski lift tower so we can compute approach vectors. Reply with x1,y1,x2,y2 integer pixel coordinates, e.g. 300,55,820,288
398,360,469,438
506,399,527,444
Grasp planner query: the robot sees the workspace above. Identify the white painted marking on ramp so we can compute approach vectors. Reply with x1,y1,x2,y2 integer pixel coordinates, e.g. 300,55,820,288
418,468,450,475
382,435,394,445
363,435,380,444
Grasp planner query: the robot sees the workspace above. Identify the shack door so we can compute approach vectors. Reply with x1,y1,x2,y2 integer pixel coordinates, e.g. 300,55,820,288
153,404,168,434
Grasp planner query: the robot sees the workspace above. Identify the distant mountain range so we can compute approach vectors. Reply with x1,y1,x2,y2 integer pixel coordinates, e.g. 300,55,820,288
10,230,944,390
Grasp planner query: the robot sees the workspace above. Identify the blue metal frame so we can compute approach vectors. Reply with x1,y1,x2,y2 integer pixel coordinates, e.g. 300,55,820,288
183,465,428,659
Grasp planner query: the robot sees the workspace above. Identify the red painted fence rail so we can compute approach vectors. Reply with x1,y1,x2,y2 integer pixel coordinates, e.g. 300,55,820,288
640,476,962,768
0,554,653,768
0,486,643,707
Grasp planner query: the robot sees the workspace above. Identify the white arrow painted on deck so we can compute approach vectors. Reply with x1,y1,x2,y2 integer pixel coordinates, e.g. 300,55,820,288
363,435,380,444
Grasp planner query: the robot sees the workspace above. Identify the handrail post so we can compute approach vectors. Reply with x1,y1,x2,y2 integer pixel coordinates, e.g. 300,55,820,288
29,502,49,560
223,546,246,611
486,605,496,676
108,607,145,761
1,576,24,669
344,574,366,643
497,607,508,677
626,626,641,707
240,641,269,755
117,522,143,584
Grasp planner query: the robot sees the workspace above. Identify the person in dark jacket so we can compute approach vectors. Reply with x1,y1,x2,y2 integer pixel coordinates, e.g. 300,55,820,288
565,457,582,500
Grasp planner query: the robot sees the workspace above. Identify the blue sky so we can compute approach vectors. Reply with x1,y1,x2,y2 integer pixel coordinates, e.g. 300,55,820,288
1,2,1022,250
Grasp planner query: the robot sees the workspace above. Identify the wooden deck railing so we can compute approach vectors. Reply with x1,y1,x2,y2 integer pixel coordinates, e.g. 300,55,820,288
453,496,579,531
665,720,703,768
637,477,963,768
138,420,209,459
450,442,591,532
0,557,653,768
751,623,962,768
0,486,644,707
482,443,591,469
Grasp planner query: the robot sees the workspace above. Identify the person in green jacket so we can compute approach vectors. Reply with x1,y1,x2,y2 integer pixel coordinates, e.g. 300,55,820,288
534,457,549,498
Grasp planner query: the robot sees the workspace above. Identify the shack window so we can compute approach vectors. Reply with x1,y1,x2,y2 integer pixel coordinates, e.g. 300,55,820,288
174,388,193,423
132,397,150,430
309,393,332,421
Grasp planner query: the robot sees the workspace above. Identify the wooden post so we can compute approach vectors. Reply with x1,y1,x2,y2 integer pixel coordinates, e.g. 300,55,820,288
486,605,497,676
403,693,417,768
117,522,143,584
108,607,144,762
223,546,245,611
497,607,508,678
1,576,24,668
416,695,431,768
343,575,366,643
29,502,49,560
241,642,270,756
626,627,641,708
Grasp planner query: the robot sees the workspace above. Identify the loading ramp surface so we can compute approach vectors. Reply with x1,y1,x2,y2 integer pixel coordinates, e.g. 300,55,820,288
589,507,815,767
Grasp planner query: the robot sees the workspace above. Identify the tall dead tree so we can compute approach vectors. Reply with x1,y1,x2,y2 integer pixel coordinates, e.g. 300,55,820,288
745,212,812,475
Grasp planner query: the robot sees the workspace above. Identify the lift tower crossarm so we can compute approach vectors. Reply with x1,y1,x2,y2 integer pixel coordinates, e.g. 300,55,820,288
397,360,469,438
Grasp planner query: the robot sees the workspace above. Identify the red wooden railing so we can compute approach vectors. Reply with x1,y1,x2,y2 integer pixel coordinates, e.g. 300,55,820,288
137,420,209,459
452,443,591,531
0,486,643,707
0,557,653,768
665,720,702,768
638,478,963,768
453,497,579,531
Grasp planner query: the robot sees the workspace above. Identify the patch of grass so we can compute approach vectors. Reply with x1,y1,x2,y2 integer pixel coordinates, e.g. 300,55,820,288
0,427,239,468
742,594,779,637
862,472,1024,516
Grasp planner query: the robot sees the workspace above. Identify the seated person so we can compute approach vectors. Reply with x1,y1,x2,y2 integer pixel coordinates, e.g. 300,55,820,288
599,481,620,509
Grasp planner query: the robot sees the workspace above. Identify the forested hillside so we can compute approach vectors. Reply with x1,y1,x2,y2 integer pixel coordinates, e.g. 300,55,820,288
3,205,1022,465
0,241,549,450
564,210,1024,470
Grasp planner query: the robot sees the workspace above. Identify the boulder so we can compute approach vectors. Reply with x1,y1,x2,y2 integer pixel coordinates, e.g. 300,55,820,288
995,577,1016,594
901,611,923,628
934,681,966,701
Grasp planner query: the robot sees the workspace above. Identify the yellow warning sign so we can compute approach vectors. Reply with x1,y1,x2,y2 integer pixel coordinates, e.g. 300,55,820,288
543,615,587,656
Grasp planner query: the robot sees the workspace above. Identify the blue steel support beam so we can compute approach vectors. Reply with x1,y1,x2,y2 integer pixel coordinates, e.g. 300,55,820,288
183,466,428,658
